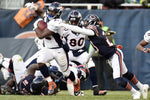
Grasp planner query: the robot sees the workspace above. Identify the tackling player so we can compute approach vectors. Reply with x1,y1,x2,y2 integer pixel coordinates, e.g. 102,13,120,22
50,14,149,99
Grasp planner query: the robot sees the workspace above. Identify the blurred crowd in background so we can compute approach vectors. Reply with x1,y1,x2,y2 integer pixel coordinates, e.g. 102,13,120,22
0,0,150,9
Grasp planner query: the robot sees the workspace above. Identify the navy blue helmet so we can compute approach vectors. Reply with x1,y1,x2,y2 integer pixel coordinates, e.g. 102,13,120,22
83,14,100,26
30,76,48,94
47,2,63,19
68,10,82,26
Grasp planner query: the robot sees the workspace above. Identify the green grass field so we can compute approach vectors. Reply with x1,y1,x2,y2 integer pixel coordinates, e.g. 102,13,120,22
0,90,149,100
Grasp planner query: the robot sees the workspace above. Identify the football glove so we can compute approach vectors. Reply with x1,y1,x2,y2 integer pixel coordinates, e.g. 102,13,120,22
25,2,38,11
143,48,150,53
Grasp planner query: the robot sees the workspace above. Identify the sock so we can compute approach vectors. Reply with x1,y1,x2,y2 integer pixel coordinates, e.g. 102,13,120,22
39,64,50,78
130,87,138,94
46,76,52,82
136,81,144,90
125,82,132,90
0,64,3,69
68,71,75,82
89,67,98,86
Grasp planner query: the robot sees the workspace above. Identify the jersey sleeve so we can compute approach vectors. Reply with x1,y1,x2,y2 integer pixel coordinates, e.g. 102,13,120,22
47,19,62,33
144,30,150,43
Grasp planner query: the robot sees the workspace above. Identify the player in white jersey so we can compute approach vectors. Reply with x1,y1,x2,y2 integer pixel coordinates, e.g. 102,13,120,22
136,30,150,53
26,2,80,95
61,10,106,95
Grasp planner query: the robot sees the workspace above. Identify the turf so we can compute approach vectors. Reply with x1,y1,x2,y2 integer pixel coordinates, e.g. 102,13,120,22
0,90,149,100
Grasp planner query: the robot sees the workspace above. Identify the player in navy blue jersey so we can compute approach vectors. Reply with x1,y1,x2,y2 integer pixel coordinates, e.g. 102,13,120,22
51,14,149,99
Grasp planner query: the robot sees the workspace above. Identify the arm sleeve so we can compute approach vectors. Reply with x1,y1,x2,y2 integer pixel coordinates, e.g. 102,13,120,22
62,24,95,36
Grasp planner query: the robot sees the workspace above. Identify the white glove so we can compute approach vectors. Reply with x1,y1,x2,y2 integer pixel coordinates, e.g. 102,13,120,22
33,18,43,30
25,2,38,11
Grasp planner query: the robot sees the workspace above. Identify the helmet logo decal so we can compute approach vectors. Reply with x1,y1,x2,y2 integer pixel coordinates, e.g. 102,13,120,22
90,15,96,19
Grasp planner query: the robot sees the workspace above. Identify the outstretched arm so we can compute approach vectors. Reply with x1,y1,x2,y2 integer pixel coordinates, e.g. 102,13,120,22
62,24,95,36
136,40,150,53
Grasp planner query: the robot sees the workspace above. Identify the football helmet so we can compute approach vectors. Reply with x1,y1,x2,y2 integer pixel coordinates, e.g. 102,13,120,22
83,14,100,27
30,76,48,94
77,65,89,81
68,10,82,26
47,2,63,19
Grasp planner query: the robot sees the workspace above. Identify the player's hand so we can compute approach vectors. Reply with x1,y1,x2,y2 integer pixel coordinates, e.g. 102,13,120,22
143,48,150,53
25,2,38,11
33,18,43,30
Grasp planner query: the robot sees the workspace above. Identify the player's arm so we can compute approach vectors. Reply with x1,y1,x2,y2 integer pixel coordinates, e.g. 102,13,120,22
62,24,94,36
36,8,45,18
51,22,95,36
35,28,54,39
136,39,150,53
33,19,54,39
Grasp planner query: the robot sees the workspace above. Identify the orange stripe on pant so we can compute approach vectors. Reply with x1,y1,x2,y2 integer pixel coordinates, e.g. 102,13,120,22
116,50,123,77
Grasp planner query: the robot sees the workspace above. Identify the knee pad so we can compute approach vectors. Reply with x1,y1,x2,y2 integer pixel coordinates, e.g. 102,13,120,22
123,71,134,80
115,77,127,88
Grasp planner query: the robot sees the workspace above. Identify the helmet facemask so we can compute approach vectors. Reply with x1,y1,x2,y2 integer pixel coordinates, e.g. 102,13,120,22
47,2,63,20
68,10,82,26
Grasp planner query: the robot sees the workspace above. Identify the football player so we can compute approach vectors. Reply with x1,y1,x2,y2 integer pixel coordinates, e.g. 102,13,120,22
51,14,149,99
26,2,80,95
61,10,107,96
136,30,150,53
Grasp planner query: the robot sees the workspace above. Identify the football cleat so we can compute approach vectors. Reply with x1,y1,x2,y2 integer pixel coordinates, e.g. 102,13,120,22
140,84,149,99
48,81,57,95
132,91,141,99
67,78,74,95
74,79,80,96
93,86,107,96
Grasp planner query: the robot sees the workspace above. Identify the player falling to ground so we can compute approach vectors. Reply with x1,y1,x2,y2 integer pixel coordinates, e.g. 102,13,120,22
50,14,149,99
62,10,106,95
0,53,49,95
26,2,80,95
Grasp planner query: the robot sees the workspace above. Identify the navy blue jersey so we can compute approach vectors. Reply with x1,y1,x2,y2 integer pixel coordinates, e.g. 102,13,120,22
18,75,35,95
87,25,116,59
18,75,48,95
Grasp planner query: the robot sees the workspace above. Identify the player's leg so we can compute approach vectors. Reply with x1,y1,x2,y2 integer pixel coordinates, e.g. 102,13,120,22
55,48,80,96
12,54,26,84
122,62,149,99
36,48,56,95
110,49,141,99
87,58,107,96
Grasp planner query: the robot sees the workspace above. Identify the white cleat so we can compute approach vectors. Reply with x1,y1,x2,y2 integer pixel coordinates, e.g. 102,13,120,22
67,79,74,96
132,91,141,99
1,67,10,80
141,84,149,99
0,53,3,64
